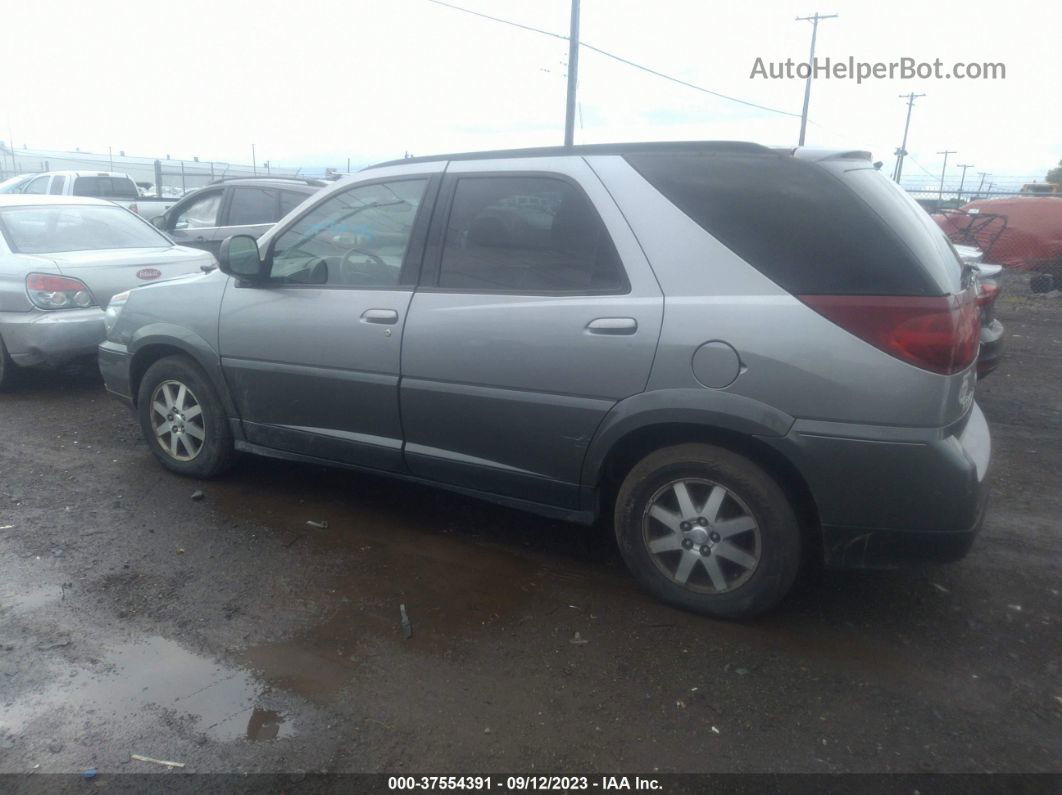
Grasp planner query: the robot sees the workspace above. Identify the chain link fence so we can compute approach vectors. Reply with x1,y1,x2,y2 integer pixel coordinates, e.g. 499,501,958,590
0,145,345,197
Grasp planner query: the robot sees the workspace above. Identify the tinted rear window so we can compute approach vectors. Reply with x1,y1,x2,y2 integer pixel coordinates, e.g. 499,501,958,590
73,176,138,199
625,152,954,296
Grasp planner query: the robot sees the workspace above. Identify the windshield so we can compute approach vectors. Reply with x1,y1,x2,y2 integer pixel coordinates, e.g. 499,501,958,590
0,204,171,253
0,174,35,194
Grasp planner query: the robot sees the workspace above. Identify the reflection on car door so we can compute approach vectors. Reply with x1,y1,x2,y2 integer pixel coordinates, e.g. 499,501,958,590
169,188,226,255
400,161,663,509
219,176,437,470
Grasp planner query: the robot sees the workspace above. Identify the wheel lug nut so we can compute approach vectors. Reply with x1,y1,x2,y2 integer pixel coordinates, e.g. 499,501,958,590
681,538,693,550
709,532,721,542
700,545,711,556
680,521,691,532
697,517,708,526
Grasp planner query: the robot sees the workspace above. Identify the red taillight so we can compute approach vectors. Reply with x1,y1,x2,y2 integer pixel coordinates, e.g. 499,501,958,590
976,280,999,308
25,273,96,310
799,291,980,375
26,273,86,292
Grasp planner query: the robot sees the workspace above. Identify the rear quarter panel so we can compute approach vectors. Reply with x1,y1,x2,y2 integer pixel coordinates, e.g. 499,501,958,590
587,154,975,429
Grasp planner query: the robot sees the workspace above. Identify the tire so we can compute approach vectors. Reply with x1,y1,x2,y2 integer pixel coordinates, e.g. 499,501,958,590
613,443,801,619
137,355,235,478
1029,273,1053,294
0,334,20,392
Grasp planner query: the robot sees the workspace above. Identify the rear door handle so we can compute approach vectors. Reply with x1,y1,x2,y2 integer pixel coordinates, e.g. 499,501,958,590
361,308,399,324
586,317,637,335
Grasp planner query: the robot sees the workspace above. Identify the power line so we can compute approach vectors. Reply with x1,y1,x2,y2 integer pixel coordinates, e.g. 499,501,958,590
426,0,803,118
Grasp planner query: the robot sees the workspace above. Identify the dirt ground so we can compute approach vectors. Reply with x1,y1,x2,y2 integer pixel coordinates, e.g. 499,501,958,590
1,272,1059,777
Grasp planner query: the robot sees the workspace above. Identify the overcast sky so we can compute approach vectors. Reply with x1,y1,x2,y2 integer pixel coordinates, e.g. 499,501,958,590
3,0,1059,189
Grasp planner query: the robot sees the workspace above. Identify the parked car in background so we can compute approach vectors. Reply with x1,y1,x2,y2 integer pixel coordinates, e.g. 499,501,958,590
150,177,326,257
954,244,1004,378
99,142,990,619
934,198,1062,293
9,171,177,221
0,195,214,389
0,174,38,194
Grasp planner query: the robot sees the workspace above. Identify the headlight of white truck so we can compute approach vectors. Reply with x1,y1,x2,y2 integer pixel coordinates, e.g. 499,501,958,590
103,290,131,335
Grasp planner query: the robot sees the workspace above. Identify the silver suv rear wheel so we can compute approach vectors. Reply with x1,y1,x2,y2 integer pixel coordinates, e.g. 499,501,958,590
642,478,762,594
614,443,801,619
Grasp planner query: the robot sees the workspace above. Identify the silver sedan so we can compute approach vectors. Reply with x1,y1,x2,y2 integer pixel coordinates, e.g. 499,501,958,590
0,195,214,389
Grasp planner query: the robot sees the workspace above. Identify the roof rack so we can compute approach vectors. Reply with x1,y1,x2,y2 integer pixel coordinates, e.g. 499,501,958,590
368,141,773,169
208,175,328,187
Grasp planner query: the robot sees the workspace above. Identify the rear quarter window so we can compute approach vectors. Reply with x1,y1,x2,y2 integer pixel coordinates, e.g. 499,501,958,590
625,152,953,296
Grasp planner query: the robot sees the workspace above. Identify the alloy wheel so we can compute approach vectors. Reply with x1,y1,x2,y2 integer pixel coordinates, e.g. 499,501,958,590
641,478,761,594
150,379,206,462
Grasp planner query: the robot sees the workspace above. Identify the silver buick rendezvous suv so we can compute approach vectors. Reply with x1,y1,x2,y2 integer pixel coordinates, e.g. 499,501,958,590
99,142,990,618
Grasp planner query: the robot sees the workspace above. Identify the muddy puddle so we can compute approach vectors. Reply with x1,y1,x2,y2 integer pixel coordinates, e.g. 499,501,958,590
208,457,641,695
0,636,289,742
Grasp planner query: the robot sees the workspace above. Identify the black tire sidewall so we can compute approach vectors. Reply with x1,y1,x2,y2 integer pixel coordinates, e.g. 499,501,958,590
137,356,234,478
0,334,19,391
614,443,801,619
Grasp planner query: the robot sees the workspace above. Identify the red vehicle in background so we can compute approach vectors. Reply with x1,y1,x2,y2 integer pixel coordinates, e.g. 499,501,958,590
934,197,1062,293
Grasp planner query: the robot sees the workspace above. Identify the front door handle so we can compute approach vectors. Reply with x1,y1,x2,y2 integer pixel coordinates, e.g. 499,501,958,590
361,308,399,324
586,317,637,335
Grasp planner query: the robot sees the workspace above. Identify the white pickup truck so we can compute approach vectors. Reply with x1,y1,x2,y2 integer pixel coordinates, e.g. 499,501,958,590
12,171,176,220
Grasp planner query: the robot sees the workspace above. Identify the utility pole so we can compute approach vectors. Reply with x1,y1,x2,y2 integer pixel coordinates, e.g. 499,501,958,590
892,92,925,183
937,150,956,202
108,146,114,172
251,144,257,176
955,163,974,203
563,0,581,147
795,11,838,146
976,171,989,197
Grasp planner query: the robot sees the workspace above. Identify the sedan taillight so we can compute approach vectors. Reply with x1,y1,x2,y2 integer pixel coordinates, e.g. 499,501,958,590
26,273,96,310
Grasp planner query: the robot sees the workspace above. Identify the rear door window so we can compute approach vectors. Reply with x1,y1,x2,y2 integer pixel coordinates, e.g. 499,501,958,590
228,187,279,226
625,152,949,296
48,175,67,194
437,175,628,293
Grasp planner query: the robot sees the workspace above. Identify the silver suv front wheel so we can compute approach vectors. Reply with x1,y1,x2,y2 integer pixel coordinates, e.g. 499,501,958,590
137,355,235,478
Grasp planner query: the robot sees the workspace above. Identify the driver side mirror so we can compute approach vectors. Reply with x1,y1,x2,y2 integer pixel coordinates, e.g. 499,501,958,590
152,213,168,229
218,235,269,282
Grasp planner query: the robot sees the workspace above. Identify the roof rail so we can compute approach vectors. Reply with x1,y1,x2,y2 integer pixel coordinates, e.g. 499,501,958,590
368,141,773,169
208,175,327,187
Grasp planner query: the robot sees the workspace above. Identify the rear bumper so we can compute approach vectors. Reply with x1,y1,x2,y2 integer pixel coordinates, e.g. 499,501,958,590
0,308,105,367
98,340,133,406
763,403,991,568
